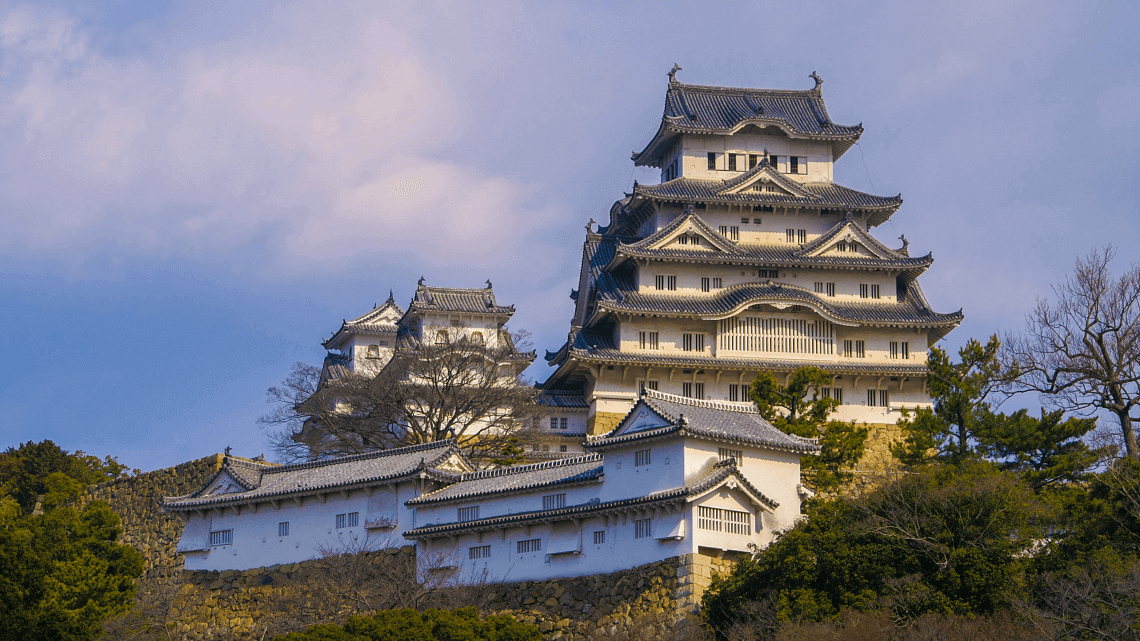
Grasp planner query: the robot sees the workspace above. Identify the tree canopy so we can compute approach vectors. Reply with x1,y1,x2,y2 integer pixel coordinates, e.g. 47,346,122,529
272,607,541,641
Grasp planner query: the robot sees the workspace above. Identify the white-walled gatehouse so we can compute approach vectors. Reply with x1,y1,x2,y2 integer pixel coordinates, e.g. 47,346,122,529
167,390,817,583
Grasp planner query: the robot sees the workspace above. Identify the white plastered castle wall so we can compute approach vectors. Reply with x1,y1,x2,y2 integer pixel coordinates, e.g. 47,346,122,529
176,479,423,572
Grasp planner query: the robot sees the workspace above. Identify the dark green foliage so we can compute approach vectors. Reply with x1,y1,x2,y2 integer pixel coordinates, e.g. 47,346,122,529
981,408,1101,490
273,607,541,641
892,336,1003,466
749,366,868,492
0,440,134,513
0,440,143,641
702,464,1045,635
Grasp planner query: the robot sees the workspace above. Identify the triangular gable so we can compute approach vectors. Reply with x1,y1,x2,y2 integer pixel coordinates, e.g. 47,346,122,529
797,213,905,260
716,160,811,198
200,470,248,497
435,452,476,474
688,465,779,511
347,296,405,326
610,399,674,436
636,208,737,253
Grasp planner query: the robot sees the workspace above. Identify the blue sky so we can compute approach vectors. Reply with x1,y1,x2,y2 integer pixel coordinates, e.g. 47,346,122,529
1,0,1136,471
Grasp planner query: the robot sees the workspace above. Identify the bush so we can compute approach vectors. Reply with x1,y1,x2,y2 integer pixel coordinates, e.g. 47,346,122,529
273,607,541,641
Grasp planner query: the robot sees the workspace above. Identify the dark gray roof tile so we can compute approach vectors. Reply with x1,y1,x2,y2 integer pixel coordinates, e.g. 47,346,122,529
407,454,604,506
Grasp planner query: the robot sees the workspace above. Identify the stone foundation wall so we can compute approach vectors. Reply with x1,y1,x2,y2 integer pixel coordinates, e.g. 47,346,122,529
843,422,905,497
587,411,626,436
84,454,225,579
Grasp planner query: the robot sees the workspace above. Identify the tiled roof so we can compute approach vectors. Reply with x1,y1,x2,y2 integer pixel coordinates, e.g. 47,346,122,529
634,75,863,168
163,441,465,510
535,390,590,409
406,282,515,316
406,454,604,506
402,461,775,538
587,389,819,455
595,281,963,329
609,209,930,274
323,293,404,350
632,176,901,213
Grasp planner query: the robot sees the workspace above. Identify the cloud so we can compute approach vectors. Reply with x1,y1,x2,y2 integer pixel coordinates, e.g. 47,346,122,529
0,5,543,274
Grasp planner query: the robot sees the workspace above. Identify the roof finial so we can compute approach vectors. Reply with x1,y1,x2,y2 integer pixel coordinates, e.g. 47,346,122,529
387,289,395,302
898,234,909,253
810,71,823,90
586,218,596,233
668,63,682,84
418,276,425,286
224,446,232,457
486,279,493,289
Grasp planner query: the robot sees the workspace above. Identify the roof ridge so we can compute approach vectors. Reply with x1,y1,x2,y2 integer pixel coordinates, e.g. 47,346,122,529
672,82,815,97
643,388,759,414
261,440,457,476
460,453,602,481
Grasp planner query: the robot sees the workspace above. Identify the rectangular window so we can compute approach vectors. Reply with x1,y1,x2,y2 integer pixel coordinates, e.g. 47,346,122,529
336,514,346,529
593,531,606,545
741,217,750,224
560,417,568,430
655,275,665,291
753,217,763,223
458,506,479,522
890,341,899,359
635,449,651,466
695,334,704,351
797,229,806,244
871,284,881,299
838,240,847,251
701,277,710,292
902,342,910,359
517,539,541,554
209,529,233,546
550,417,558,430
697,506,752,535
469,545,491,560
729,226,740,241
348,512,359,528
728,154,737,171
749,154,758,169
695,382,704,399
649,332,659,349
856,340,866,358
860,284,869,298
719,225,728,237
678,235,689,245
759,269,779,278
770,155,780,171
638,379,658,393
815,281,824,294
667,276,677,291
682,382,693,397
639,331,647,349
728,384,741,402
790,156,799,174
826,282,835,297
712,277,723,288
634,518,652,539
278,522,290,537
843,340,853,358
707,152,717,170
718,448,743,465
786,229,796,243
542,493,566,510
683,333,693,351
827,387,844,403
559,445,567,452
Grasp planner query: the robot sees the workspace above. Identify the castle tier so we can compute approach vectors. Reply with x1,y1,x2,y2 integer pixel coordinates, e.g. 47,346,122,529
542,71,961,435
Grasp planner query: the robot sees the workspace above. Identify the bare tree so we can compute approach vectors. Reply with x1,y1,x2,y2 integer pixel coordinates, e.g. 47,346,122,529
262,327,539,462
1003,246,1140,459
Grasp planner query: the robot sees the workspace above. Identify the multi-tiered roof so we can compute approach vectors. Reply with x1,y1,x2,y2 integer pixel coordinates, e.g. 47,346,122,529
544,71,961,392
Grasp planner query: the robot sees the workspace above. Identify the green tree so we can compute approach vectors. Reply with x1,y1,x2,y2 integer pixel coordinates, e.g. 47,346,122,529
702,464,1045,636
981,408,1102,491
749,366,868,492
891,336,1003,466
0,441,143,641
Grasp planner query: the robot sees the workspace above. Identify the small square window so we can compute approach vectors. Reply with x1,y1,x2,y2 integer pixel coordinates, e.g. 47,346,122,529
635,449,651,466
594,531,606,545
278,522,290,537
634,518,652,539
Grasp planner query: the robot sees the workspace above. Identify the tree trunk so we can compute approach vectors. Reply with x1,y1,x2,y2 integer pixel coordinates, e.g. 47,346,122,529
1117,409,1139,460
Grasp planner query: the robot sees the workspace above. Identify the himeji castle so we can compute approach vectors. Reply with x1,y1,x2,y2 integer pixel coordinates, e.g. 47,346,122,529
165,70,960,581
542,68,961,435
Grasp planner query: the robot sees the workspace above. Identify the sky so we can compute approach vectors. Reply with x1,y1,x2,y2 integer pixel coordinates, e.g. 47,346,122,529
0,0,1137,472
